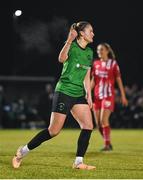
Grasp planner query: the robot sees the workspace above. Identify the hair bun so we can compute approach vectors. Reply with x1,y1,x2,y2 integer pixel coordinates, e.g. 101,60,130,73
71,23,77,30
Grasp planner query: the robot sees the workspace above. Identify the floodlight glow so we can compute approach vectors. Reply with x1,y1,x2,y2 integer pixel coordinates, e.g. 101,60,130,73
15,10,22,17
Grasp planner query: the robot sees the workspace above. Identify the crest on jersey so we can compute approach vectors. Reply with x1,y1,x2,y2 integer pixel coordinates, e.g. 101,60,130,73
87,54,91,61
104,100,111,107
96,65,100,68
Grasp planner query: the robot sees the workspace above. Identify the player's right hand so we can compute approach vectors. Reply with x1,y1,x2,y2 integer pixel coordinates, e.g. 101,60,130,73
85,94,93,109
67,29,78,43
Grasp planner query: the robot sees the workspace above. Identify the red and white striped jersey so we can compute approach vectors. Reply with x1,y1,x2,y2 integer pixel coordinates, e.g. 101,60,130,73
91,59,121,99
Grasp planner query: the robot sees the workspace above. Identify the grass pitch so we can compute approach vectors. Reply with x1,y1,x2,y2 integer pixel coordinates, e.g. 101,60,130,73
0,129,143,179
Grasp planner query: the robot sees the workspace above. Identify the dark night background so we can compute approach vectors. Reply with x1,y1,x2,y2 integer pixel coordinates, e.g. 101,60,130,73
0,0,143,129
1,0,143,85
1,3,143,177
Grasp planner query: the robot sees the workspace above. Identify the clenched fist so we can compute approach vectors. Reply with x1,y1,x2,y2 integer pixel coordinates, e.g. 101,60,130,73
67,29,78,44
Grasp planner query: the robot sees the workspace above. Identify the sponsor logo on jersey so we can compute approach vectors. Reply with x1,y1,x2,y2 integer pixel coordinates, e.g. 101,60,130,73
95,70,108,78
102,62,106,67
76,64,90,70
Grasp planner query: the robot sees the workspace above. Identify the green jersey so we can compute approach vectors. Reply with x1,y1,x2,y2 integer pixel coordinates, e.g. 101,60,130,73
55,41,93,97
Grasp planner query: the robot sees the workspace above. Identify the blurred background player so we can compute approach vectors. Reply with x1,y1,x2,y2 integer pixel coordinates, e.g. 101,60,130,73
91,43,128,151
12,21,96,170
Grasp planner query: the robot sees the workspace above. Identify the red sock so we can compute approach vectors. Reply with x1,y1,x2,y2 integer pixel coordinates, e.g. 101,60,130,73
99,126,103,136
102,126,111,146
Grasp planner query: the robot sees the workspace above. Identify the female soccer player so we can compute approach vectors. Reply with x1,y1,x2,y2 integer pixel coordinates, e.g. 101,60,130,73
91,43,128,151
12,21,96,170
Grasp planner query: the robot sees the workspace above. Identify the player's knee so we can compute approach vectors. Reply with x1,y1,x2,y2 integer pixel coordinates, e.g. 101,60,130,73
48,128,60,137
82,122,93,130
101,118,109,127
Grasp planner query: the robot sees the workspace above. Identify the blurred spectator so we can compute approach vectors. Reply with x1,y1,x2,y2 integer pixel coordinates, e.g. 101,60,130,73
3,101,19,128
38,84,54,126
0,82,143,129
0,85,6,128
16,98,41,129
111,84,143,128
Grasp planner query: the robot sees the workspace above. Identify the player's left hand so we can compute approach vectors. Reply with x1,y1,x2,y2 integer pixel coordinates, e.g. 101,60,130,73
85,94,93,109
121,96,128,107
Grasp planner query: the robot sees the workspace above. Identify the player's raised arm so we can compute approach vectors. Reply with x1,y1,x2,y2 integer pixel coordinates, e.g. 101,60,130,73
58,28,77,63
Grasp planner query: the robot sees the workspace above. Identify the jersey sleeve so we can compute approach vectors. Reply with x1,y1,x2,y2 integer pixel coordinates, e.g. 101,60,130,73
113,61,121,78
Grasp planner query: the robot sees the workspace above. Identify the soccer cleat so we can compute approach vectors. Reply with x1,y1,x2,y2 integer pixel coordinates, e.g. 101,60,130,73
73,163,96,170
12,146,23,169
100,144,113,151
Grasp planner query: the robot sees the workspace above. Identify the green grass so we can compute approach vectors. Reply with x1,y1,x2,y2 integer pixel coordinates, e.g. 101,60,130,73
0,129,143,179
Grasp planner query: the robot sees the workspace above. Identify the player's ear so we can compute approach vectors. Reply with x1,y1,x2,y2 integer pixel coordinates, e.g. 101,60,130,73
80,30,84,37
